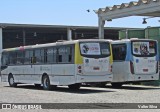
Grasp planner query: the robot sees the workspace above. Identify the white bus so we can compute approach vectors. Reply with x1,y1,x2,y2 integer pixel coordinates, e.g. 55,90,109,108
1,39,113,90
111,39,159,87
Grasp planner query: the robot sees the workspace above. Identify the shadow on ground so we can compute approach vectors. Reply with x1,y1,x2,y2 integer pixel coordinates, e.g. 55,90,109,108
97,84,160,90
4,84,116,94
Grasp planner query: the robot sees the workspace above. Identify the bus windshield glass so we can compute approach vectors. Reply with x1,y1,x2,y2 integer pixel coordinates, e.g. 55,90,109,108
132,41,157,57
80,42,110,58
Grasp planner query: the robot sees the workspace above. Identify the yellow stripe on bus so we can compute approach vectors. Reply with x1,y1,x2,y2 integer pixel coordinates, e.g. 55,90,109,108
75,43,83,64
109,44,113,64
74,42,113,64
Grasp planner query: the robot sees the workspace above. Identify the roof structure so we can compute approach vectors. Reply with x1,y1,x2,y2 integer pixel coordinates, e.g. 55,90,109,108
95,0,160,39
0,23,128,30
95,0,160,20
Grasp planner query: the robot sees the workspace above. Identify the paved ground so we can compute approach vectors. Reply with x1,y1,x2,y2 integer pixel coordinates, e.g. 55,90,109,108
0,77,160,112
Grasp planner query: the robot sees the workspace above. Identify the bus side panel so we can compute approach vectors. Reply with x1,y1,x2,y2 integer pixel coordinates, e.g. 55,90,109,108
1,67,14,82
33,64,51,84
18,65,34,83
8,66,20,83
112,61,131,82
50,64,76,85
2,65,36,84
1,66,20,83
1,69,8,82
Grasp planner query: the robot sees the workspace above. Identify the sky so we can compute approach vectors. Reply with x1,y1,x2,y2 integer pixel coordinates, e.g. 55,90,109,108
0,0,159,28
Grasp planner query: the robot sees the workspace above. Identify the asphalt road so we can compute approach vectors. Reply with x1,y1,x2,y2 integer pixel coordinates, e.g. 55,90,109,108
0,78,160,112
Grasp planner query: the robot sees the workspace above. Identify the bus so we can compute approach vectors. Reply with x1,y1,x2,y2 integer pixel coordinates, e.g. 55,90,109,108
111,38,159,87
1,39,113,90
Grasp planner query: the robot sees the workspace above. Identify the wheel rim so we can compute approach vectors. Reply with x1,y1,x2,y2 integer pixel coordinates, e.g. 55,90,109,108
44,77,49,88
9,77,14,85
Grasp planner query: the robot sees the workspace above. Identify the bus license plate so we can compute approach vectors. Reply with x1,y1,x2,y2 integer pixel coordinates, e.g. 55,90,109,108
143,69,148,72
93,67,100,70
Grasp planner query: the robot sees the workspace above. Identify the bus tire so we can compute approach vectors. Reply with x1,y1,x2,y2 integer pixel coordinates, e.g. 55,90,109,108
68,83,81,90
34,84,41,88
42,75,52,90
111,83,123,88
8,74,17,87
97,82,107,87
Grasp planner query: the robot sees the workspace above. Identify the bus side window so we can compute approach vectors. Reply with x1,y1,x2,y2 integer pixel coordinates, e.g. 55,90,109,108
33,49,45,64
69,55,72,62
16,51,24,64
2,52,9,66
24,50,33,64
65,46,71,62
46,48,56,63
34,49,42,64
44,49,47,63
31,57,36,64
58,55,62,62
112,44,126,61
57,45,74,63
57,47,63,63
41,49,45,63
66,45,74,63
9,52,17,65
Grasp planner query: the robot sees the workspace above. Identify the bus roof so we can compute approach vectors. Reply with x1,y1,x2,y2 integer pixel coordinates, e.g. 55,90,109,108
112,38,157,44
2,39,111,52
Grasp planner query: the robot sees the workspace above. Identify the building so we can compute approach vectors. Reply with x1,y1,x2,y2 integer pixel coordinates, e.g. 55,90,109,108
0,23,131,66
0,23,128,49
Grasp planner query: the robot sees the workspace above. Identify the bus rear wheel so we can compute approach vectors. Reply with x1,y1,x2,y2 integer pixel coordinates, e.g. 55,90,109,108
34,84,41,88
68,83,81,90
8,74,17,87
111,83,123,88
42,75,52,90
96,82,107,87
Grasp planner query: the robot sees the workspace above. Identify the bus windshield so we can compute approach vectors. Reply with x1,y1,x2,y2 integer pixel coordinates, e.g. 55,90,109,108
80,42,110,58
132,40,157,57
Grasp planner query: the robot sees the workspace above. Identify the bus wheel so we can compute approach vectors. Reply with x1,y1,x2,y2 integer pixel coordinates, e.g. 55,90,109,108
42,75,52,90
97,82,107,87
8,74,17,87
34,84,41,88
68,83,81,90
111,83,123,88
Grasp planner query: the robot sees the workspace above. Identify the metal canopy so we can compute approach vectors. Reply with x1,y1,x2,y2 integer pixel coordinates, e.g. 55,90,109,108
95,0,160,39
